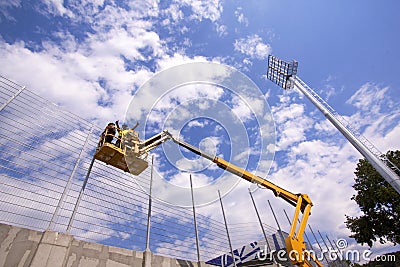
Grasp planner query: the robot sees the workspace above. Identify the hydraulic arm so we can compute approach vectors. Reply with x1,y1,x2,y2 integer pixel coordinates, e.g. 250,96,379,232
164,132,322,267
120,130,322,266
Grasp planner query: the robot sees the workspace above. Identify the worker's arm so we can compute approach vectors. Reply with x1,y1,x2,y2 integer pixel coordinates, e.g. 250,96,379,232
115,120,121,131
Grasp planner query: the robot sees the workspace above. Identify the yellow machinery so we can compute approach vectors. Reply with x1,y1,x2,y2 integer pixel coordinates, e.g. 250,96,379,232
94,142,130,172
94,129,170,175
94,129,323,267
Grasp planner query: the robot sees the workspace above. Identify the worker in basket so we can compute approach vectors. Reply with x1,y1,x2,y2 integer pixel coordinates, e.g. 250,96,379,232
115,120,128,148
121,122,140,151
99,122,116,147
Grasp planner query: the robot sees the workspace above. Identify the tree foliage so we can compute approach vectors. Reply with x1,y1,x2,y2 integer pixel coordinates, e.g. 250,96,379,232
345,150,400,247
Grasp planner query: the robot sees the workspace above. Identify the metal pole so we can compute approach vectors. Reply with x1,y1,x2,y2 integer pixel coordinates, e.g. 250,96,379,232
331,238,344,255
218,190,237,267
317,230,330,252
326,235,346,267
190,175,202,266
145,155,154,251
248,189,272,253
66,154,96,233
318,230,332,265
49,124,94,231
0,84,25,112
308,225,329,265
267,200,286,249
283,209,314,251
294,78,400,194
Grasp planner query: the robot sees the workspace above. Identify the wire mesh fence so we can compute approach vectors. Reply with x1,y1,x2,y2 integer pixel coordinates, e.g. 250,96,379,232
0,75,338,266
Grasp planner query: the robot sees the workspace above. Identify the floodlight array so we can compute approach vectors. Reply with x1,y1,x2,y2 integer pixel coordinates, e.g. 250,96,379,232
267,55,298,89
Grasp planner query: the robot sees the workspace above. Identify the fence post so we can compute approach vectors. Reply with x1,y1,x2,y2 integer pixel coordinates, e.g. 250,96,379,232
48,124,94,231
218,190,237,267
317,230,330,255
145,155,154,251
331,238,345,260
318,230,344,267
326,235,346,267
0,83,25,113
66,154,96,233
267,200,286,249
190,175,202,267
308,225,329,265
143,156,154,267
248,189,272,254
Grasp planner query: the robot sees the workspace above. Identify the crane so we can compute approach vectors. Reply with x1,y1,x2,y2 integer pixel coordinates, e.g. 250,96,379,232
94,129,323,267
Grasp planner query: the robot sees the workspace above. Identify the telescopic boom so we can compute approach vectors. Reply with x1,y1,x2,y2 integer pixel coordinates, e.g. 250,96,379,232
164,132,323,267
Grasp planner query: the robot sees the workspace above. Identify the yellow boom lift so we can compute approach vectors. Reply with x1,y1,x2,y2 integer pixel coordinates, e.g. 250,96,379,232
94,130,323,267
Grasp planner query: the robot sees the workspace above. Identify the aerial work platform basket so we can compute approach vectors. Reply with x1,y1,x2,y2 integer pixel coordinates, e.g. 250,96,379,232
94,132,149,175
94,143,129,172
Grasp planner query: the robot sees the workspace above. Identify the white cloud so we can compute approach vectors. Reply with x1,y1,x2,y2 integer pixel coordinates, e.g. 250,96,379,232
216,24,228,36
0,41,106,118
156,53,210,71
164,3,184,22
144,83,225,128
242,58,252,65
272,101,313,151
234,34,271,60
344,83,398,136
175,157,210,172
199,136,221,156
234,7,249,26
187,120,208,128
0,0,20,9
230,95,253,122
0,1,170,125
178,0,223,22
168,172,213,188
40,0,74,17
346,83,389,112
314,119,337,136
0,37,160,125
373,121,400,151
232,148,253,163
0,0,21,21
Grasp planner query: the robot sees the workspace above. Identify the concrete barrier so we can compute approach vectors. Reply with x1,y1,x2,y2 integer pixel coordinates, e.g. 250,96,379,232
0,223,210,267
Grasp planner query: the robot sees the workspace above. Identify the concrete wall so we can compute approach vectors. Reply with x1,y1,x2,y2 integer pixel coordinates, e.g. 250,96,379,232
0,223,209,267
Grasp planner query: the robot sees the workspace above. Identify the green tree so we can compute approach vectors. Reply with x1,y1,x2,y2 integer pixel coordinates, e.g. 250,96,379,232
345,150,400,247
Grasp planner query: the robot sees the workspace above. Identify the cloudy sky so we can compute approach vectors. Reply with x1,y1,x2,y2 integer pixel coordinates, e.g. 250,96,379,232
1,0,399,263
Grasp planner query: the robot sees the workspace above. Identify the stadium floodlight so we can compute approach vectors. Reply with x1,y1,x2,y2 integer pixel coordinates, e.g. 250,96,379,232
267,55,400,194
267,55,298,89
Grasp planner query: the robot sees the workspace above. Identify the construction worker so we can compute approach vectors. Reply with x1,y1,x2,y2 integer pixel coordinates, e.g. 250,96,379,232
115,120,128,148
101,122,116,145
121,122,139,151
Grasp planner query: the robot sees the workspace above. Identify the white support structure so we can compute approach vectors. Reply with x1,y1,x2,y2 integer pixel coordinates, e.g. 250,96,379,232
267,55,400,194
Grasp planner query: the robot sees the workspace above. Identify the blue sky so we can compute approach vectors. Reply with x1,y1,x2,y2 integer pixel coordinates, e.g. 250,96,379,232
1,0,400,263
